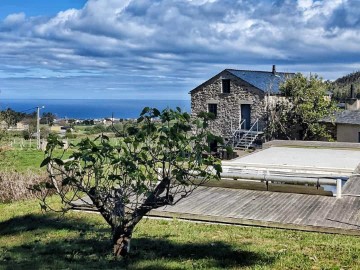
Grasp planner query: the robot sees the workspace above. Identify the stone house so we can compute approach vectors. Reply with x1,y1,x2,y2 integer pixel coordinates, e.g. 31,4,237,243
190,66,294,148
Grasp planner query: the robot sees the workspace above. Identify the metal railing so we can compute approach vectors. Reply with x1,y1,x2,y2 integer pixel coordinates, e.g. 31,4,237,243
228,119,245,146
220,172,344,198
230,119,245,134
233,119,260,148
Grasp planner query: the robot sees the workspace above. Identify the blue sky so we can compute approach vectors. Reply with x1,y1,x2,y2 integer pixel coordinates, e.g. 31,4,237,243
0,0,359,100
0,0,86,19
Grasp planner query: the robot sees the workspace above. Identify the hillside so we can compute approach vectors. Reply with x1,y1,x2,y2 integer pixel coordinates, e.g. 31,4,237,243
332,71,360,99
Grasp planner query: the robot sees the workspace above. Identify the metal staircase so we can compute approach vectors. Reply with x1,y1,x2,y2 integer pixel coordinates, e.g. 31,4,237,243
227,119,263,150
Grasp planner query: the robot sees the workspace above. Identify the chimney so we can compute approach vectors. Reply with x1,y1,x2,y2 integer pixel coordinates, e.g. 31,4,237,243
345,84,360,110
272,65,276,75
350,84,356,99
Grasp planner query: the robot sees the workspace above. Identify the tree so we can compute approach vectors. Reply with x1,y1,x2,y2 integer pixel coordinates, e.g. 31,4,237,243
0,108,26,128
266,73,338,140
36,107,223,257
40,112,57,126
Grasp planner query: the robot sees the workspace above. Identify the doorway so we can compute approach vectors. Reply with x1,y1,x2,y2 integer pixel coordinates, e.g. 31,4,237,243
241,104,251,130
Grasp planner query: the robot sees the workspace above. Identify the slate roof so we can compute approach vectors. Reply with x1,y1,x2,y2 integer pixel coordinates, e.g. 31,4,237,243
226,69,295,94
321,110,360,125
189,68,295,94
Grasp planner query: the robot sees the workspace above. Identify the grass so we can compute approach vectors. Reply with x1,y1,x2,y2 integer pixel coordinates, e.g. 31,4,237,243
0,197,359,270
0,148,73,172
0,149,46,172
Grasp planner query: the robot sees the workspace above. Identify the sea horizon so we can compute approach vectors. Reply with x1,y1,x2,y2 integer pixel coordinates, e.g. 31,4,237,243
1,98,191,101
0,99,191,119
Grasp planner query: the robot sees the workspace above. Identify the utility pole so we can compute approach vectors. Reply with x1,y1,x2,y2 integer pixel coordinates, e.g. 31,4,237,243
36,106,45,150
37,106,40,150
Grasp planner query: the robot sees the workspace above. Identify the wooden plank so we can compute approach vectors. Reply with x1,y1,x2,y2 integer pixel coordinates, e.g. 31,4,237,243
283,194,316,224
326,197,360,229
326,198,353,229
210,190,246,216
225,190,262,218
147,210,360,236
308,197,335,226
260,193,295,222
197,188,236,216
306,197,325,226
193,187,234,214
228,191,268,219
244,192,286,221
174,187,217,213
296,196,323,225
340,197,360,229
275,193,308,224
343,177,360,195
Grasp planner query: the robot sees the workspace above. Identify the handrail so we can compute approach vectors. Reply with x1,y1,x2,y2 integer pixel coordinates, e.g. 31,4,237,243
228,119,245,146
231,119,245,134
235,119,259,147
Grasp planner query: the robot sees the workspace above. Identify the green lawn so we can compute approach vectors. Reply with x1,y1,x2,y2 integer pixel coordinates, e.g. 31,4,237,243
0,198,359,270
0,149,46,172
0,148,73,172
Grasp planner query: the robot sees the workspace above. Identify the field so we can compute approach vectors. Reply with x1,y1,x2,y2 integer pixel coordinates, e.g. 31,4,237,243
0,138,360,269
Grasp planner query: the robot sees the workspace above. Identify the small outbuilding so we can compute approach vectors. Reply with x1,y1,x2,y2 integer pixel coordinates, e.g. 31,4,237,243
322,110,360,143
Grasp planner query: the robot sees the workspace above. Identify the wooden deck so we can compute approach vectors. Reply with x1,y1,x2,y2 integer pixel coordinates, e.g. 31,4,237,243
147,173,360,235
73,171,360,236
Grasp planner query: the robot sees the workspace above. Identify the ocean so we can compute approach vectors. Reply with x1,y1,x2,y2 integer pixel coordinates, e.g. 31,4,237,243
0,99,191,119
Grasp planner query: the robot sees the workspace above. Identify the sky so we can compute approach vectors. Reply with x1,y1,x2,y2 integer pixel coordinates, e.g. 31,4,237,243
0,0,359,100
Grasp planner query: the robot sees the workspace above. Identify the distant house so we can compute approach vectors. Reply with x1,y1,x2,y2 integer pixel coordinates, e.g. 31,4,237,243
50,125,73,135
0,121,6,130
50,125,62,133
322,88,360,143
190,65,295,148
7,121,29,131
322,110,360,143
104,118,120,126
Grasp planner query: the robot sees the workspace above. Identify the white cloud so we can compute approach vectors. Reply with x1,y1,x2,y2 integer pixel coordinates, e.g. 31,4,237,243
4,12,26,26
297,0,313,10
0,0,359,99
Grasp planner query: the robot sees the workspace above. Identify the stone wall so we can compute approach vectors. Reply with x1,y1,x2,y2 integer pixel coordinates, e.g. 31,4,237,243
191,71,266,138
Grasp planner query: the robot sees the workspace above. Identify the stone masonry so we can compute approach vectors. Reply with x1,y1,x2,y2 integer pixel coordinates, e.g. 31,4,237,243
191,70,266,138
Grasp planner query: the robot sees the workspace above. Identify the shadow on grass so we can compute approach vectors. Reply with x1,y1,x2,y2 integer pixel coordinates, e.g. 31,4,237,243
0,215,274,269
0,214,102,236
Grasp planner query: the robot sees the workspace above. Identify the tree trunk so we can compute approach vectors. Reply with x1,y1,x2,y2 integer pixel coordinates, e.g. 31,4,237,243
110,178,172,257
113,225,133,257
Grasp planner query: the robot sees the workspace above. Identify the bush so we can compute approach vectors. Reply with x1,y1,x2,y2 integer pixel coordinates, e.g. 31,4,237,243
22,130,31,140
0,171,49,203
83,124,108,135
0,129,8,142
65,129,77,139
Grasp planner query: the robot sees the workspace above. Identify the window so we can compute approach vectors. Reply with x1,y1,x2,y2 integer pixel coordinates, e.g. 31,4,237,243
209,140,218,152
208,103,218,118
222,79,230,94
